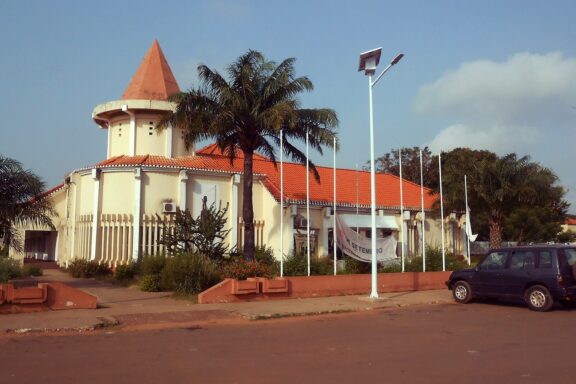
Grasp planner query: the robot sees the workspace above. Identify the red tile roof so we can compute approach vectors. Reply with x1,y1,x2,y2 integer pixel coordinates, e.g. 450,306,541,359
93,145,437,210
121,39,180,100
565,218,576,225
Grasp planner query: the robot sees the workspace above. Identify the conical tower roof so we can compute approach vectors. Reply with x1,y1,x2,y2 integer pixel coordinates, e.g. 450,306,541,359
121,39,180,100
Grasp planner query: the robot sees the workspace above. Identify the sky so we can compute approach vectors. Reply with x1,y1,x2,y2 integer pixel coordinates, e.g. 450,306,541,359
1,0,576,210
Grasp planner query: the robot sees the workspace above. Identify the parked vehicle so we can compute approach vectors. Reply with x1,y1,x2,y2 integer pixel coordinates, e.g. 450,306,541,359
446,245,576,311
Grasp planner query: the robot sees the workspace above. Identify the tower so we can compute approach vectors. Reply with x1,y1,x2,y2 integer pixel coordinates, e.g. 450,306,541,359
91,40,193,159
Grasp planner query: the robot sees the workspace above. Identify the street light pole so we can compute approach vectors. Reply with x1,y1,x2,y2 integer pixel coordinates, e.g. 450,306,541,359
359,48,404,299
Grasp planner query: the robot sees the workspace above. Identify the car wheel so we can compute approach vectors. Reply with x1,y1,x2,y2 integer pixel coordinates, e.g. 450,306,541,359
452,281,472,304
525,285,554,312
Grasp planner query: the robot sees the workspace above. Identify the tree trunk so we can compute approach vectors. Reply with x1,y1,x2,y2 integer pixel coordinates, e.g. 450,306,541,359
488,218,503,249
242,151,255,261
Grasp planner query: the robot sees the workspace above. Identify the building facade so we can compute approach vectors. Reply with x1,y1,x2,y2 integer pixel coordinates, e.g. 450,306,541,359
11,40,466,266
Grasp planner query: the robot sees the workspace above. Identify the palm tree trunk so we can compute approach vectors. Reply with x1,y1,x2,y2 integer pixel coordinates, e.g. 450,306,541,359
242,151,256,261
489,218,503,249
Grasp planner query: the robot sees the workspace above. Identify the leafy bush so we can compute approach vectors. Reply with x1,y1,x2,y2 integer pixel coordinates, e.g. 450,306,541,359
341,257,371,274
222,259,273,280
378,261,402,273
114,263,137,281
22,265,43,277
404,246,469,272
160,253,221,294
137,254,166,276
0,258,22,282
139,274,162,292
282,252,332,276
67,259,111,278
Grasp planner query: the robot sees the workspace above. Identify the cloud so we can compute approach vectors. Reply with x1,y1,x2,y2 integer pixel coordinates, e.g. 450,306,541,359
415,52,576,209
426,123,541,154
414,52,576,126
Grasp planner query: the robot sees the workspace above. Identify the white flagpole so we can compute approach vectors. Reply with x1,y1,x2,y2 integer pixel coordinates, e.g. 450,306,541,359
399,149,405,273
280,130,284,277
420,150,426,272
354,163,359,274
465,175,471,265
439,152,446,271
306,129,311,276
333,137,337,276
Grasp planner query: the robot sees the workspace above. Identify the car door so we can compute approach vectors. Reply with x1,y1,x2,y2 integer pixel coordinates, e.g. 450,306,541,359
472,251,508,296
500,250,536,297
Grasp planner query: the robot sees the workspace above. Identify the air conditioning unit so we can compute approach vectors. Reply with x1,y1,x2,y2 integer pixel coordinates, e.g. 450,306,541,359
163,202,177,213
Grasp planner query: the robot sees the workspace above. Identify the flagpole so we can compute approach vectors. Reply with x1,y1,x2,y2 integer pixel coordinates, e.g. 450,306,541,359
354,163,359,275
420,150,426,272
306,129,311,276
399,149,405,273
333,137,337,276
280,130,284,277
464,175,471,265
439,152,446,271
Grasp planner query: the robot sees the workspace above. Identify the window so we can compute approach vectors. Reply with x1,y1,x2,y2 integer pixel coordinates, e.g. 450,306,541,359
480,252,507,270
509,251,535,270
538,251,553,269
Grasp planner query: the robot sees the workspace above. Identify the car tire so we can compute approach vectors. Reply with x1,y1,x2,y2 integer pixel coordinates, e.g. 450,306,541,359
452,281,473,304
525,285,554,312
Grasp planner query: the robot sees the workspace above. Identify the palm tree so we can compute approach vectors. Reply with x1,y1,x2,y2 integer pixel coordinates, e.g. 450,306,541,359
161,50,338,261
472,153,566,248
0,155,55,253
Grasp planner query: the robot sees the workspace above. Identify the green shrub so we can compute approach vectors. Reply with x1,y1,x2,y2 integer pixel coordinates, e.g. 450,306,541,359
0,258,22,282
67,259,111,278
139,274,162,292
341,257,371,274
114,263,137,281
222,259,273,280
282,252,332,276
160,253,221,294
404,246,469,272
138,254,166,276
22,265,43,277
379,261,402,273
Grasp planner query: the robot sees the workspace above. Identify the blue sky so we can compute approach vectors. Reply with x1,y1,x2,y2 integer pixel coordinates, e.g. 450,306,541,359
1,0,576,209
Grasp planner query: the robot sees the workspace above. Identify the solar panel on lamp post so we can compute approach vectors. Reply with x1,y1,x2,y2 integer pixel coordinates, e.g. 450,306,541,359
358,48,404,299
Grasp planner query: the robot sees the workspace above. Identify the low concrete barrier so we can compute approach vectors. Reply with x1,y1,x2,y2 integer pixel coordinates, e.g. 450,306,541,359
0,282,97,313
198,271,451,304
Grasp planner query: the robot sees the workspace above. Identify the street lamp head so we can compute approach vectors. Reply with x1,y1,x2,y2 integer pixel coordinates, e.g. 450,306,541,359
391,53,404,66
358,47,382,76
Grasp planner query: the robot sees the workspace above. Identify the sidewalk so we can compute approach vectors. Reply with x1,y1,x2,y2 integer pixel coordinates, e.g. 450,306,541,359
0,269,454,334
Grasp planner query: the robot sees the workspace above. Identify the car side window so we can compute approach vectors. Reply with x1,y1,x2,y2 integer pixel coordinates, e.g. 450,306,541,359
480,252,507,270
538,251,553,269
509,252,525,269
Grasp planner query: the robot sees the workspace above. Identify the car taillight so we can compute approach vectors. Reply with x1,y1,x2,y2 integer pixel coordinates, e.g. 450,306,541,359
558,274,564,287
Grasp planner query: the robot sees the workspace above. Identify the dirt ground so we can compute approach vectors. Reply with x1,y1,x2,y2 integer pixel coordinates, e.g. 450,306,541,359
1,302,575,383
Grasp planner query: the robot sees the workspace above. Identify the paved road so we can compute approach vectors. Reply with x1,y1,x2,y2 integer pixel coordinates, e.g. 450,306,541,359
1,302,574,384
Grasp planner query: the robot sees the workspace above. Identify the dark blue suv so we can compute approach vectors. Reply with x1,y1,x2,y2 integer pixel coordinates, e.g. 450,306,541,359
446,245,576,311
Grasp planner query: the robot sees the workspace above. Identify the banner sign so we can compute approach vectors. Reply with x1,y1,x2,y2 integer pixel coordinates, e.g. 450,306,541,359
335,214,398,263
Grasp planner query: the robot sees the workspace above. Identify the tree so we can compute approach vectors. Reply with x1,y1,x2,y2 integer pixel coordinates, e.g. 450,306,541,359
373,146,437,188
161,202,231,260
161,50,338,261
0,155,54,253
373,147,569,248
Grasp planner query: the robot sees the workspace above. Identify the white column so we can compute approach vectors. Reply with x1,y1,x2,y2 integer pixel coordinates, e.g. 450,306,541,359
231,174,240,248
107,125,112,158
179,170,188,211
70,179,78,261
166,123,173,158
132,168,142,261
122,105,137,156
90,169,100,261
